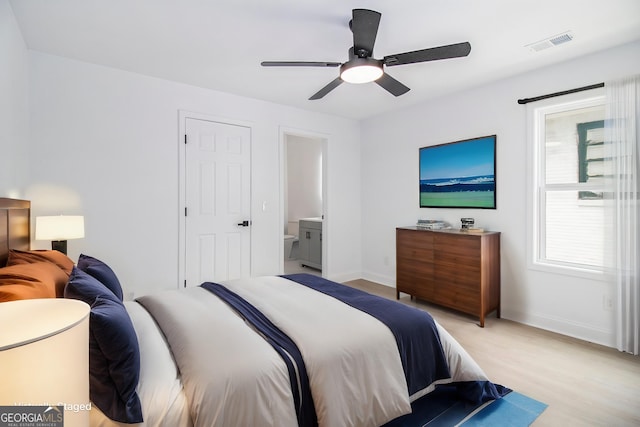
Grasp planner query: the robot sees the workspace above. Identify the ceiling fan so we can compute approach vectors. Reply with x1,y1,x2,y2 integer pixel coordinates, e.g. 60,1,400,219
261,9,471,100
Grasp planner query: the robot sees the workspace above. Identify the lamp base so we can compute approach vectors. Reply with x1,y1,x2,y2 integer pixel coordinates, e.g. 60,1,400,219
51,240,68,255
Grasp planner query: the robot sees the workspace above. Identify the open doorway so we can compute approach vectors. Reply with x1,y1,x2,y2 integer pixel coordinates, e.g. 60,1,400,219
282,132,325,276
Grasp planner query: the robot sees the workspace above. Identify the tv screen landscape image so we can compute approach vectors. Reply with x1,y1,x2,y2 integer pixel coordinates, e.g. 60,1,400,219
419,135,496,209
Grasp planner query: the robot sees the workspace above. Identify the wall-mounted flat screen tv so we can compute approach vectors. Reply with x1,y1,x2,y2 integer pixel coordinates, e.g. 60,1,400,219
419,135,496,209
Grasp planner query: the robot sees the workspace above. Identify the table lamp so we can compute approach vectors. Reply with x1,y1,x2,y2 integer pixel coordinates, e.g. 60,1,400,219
35,215,85,255
0,299,90,427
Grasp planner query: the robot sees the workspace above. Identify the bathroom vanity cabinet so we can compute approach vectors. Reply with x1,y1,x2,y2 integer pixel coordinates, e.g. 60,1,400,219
299,218,322,270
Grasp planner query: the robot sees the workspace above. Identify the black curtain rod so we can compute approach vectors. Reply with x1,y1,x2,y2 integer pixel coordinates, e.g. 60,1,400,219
517,82,604,105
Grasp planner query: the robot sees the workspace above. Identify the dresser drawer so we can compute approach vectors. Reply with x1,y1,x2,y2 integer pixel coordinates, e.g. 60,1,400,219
397,245,434,262
397,269,435,298
434,268,480,291
434,233,480,254
433,286,480,314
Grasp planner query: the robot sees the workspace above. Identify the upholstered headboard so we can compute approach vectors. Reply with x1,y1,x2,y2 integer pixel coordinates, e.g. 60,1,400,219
0,198,31,267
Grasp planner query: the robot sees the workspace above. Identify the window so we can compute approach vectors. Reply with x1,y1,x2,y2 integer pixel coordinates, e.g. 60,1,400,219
530,92,607,273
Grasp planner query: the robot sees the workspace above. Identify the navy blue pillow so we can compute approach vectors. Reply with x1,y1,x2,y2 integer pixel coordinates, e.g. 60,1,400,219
64,266,119,304
90,296,143,423
65,268,143,423
77,254,124,300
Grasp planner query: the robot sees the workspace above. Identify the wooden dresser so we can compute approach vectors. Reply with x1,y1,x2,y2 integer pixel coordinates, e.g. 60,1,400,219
396,226,501,327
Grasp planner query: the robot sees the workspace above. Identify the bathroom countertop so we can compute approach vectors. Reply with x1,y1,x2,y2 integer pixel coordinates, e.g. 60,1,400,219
300,217,322,222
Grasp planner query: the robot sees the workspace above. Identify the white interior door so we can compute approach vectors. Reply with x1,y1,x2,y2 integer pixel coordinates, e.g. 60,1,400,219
184,118,251,286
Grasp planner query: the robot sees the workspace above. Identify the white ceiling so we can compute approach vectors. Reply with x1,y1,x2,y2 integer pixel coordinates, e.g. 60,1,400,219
9,0,640,120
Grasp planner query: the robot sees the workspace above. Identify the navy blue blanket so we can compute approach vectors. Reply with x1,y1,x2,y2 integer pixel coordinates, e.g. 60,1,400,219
201,282,317,427
282,274,505,404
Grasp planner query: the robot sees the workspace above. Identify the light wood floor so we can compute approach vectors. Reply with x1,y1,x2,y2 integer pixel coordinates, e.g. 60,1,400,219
344,279,640,427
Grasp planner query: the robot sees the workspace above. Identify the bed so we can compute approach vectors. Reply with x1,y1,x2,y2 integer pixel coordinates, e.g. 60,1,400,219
0,198,506,427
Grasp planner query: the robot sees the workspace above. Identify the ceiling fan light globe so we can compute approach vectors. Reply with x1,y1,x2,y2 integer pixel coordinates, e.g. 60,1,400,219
340,58,383,84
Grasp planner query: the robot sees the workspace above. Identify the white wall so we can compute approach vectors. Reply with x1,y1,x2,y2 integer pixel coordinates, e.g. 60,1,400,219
360,40,640,347
26,52,362,296
0,0,29,197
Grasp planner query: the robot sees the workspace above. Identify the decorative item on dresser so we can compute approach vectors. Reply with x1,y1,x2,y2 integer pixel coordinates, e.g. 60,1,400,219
396,226,501,327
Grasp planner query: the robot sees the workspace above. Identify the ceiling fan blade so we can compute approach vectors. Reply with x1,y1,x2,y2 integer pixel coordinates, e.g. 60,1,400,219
375,73,410,97
261,61,341,67
384,42,471,66
351,9,381,56
309,77,343,100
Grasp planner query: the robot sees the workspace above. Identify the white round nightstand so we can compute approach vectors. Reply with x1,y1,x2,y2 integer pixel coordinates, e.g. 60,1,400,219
0,298,90,427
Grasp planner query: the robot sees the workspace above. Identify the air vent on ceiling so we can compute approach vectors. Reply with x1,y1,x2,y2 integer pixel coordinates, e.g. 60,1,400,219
526,31,574,52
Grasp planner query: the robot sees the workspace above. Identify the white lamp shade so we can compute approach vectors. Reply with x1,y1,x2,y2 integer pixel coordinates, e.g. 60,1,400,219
35,216,85,241
0,299,90,427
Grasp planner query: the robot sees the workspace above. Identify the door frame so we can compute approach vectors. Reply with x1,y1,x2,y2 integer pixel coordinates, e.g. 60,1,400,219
178,110,254,288
279,126,329,276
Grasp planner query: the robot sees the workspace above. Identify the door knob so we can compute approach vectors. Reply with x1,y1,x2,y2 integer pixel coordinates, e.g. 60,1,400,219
237,220,250,227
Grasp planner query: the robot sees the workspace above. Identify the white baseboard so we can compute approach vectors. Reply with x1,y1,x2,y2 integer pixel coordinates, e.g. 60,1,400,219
360,272,395,288
327,271,363,284
501,308,616,348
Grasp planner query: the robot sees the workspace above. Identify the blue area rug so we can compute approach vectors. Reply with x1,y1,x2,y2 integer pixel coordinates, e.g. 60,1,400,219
384,385,547,427
459,391,547,427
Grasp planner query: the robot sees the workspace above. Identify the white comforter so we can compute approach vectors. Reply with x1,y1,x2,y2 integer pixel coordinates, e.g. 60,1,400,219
91,276,492,427
221,276,412,426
